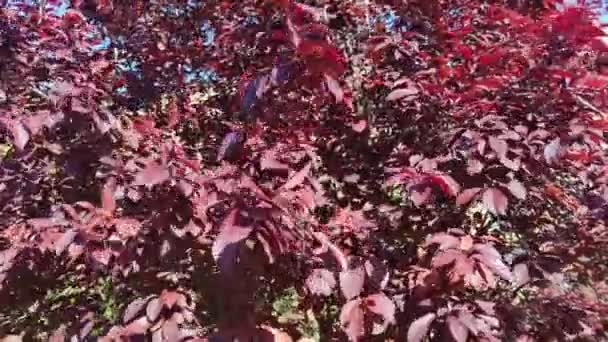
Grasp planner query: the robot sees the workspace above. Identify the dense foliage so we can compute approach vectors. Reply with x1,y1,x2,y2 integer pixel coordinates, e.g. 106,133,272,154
0,0,607,340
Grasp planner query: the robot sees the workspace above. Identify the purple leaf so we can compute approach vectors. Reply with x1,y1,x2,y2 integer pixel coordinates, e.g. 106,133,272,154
12,122,30,151
425,232,460,250
488,136,508,159
123,297,150,324
49,325,67,342
162,316,180,341
447,315,469,342
432,249,466,268
339,265,365,300
124,316,152,335
513,262,530,287
217,131,243,162
339,299,364,341
407,313,436,342
364,257,389,290
211,210,253,271
467,158,484,175
282,162,312,191
473,244,513,282
544,138,561,164
500,156,521,171
410,187,432,206
365,293,396,325
507,179,526,200
54,229,78,255
306,268,336,296
146,297,163,322
134,162,170,186
482,187,508,215
260,153,289,172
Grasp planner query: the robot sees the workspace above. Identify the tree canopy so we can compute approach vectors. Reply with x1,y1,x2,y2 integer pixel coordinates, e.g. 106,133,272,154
0,0,607,340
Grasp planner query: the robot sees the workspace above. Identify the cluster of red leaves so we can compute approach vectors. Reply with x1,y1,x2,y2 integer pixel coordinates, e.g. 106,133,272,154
0,0,607,341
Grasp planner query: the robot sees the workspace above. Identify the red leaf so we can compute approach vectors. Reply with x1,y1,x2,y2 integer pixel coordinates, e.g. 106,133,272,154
306,268,336,296
456,187,482,206
386,87,419,101
482,187,508,215
407,313,436,342
134,162,170,186
340,299,364,341
428,174,460,197
447,315,469,342
507,179,526,200
282,162,312,190
339,265,365,300
365,293,396,325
